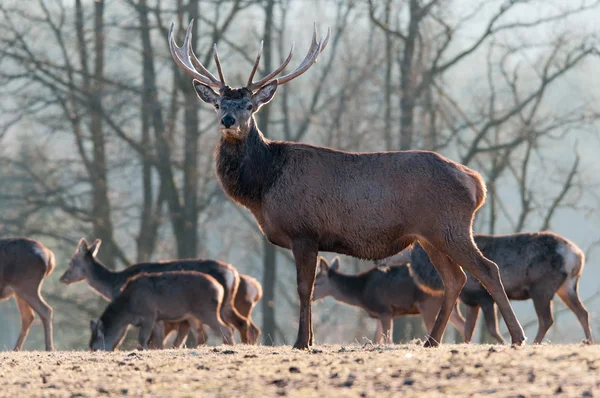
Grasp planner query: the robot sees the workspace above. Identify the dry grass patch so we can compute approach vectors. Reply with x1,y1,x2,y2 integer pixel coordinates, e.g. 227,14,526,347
0,343,597,397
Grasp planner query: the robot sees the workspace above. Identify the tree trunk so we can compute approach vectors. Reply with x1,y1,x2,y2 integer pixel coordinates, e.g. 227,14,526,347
89,0,116,267
383,0,393,150
260,0,278,345
181,0,200,259
398,0,419,150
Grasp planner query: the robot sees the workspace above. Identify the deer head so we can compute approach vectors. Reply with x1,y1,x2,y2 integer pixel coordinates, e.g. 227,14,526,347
313,256,340,301
169,20,329,141
60,238,101,284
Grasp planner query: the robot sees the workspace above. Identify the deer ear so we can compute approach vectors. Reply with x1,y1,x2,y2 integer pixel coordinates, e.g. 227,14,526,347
330,256,341,271
317,257,329,273
88,239,102,258
77,238,89,253
252,80,278,110
193,80,219,104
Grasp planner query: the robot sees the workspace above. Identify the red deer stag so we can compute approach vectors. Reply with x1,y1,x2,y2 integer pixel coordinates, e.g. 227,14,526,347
0,238,55,351
168,20,525,348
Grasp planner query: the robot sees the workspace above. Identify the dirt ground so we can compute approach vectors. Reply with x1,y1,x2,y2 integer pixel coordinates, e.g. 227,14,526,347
0,343,597,397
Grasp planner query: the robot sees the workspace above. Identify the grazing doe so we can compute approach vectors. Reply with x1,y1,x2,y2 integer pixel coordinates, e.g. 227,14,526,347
60,238,250,345
169,20,525,348
0,238,55,351
409,231,592,344
313,257,465,343
89,271,233,351
165,274,263,346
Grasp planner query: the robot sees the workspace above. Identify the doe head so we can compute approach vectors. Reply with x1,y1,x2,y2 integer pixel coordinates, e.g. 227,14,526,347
60,238,101,284
169,20,329,141
89,319,106,351
312,256,340,301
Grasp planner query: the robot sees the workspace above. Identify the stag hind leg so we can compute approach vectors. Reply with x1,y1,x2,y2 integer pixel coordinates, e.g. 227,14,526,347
419,241,467,347
557,276,592,343
13,297,35,351
436,234,526,346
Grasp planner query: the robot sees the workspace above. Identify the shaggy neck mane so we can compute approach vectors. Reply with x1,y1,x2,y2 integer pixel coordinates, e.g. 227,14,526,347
215,116,287,210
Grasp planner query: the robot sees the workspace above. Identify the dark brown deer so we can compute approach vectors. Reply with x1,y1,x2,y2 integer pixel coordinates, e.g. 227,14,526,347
60,238,250,345
168,20,525,348
166,274,263,346
0,238,55,351
89,271,234,351
408,231,592,344
313,257,465,343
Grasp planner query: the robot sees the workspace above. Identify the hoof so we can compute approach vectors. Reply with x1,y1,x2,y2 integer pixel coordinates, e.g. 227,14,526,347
423,337,440,348
293,338,310,350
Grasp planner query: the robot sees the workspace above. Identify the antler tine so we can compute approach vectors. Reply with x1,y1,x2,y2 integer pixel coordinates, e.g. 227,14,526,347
169,21,222,88
212,44,226,86
246,40,264,87
247,42,295,92
270,23,330,86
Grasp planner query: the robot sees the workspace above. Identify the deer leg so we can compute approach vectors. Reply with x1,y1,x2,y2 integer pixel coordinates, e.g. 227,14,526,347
138,318,157,350
463,305,480,344
420,241,467,348
374,320,384,344
449,302,466,340
204,312,235,345
291,240,318,349
149,321,165,349
17,289,53,351
557,277,592,343
221,306,249,344
441,237,525,345
13,297,35,351
417,297,442,336
194,323,208,346
380,315,393,344
172,321,191,348
530,289,554,344
481,301,505,344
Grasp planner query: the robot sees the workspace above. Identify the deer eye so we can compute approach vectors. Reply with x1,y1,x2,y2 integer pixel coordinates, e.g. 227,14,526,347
214,104,220,110
246,104,253,111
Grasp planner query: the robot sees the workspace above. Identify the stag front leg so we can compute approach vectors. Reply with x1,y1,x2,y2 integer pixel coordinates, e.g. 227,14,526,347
291,240,318,350
420,241,467,348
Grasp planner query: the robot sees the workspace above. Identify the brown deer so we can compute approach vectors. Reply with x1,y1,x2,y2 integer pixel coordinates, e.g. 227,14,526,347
0,238,55,351
165,274,263,346
60,238,250,345
89,271,234,351
313,257,465,343
408,231,592,344
168,20,525,348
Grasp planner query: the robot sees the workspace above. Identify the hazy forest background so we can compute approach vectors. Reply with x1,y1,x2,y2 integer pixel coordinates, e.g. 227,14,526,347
1,0,600,349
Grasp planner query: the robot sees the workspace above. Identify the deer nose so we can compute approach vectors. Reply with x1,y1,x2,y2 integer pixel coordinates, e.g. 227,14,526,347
221,115,235,128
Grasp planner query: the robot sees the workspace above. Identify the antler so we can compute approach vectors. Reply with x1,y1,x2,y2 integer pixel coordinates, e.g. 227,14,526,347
169,20,225,89
246,23,330,92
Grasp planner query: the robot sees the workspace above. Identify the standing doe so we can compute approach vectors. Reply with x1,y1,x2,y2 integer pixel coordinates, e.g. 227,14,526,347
0,238,54,351
313,257,465,343
89,271,233,351
408,231,592,344
169,20,525,348
60,238,251,345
